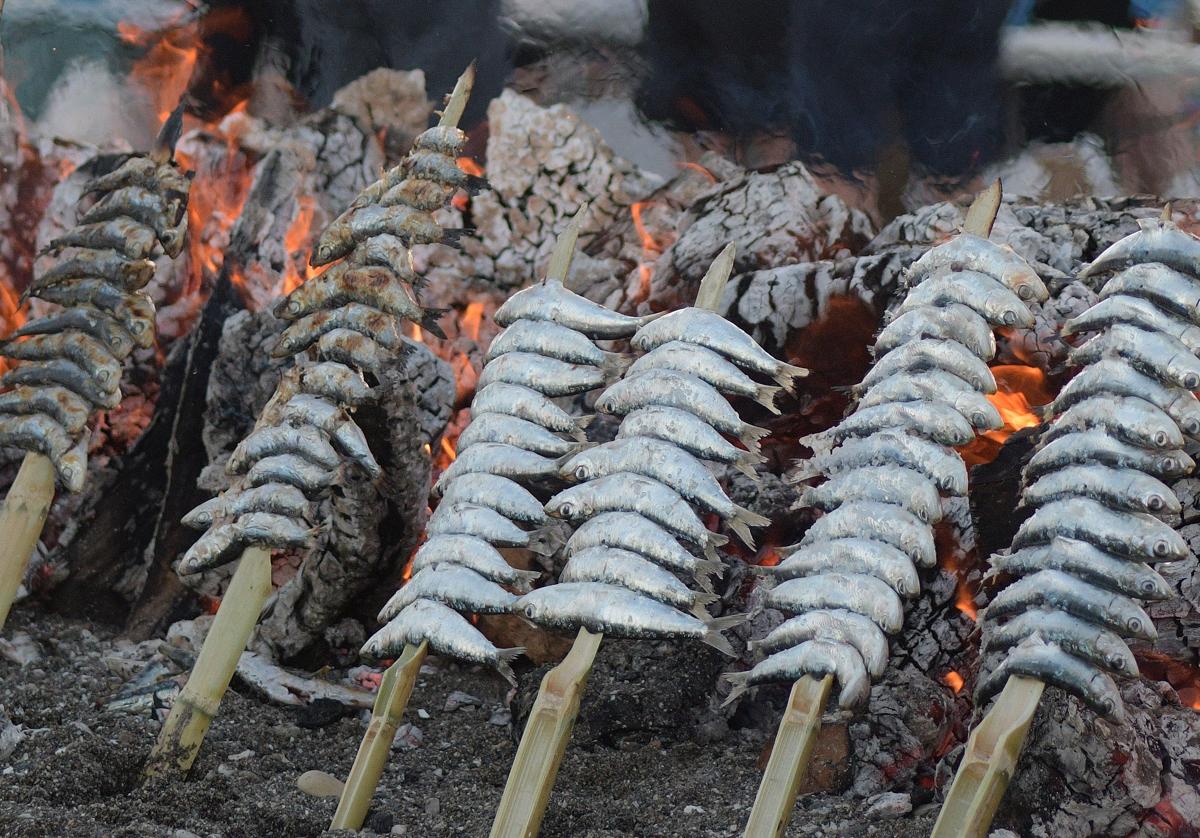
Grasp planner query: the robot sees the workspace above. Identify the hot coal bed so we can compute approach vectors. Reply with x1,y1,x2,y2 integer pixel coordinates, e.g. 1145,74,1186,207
2,4,1200,838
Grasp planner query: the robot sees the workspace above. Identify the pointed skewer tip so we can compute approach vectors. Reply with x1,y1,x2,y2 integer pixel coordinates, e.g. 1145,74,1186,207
545,203,589,283
438,62,477,129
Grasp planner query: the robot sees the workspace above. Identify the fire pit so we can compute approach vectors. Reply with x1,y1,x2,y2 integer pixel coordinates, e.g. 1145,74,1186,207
2,3,1200,836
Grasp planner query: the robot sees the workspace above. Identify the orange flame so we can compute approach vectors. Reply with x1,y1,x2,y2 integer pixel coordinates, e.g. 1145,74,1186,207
942,671,965,694
460,301,485,342
119,15,201,124
456,157,484,177
281,195,318,295
677,161,717,183
959,365,1052,466
631,201,670,303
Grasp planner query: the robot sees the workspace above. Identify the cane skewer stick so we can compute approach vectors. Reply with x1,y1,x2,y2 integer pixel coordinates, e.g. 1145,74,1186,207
743,180,1005,838
147,64,476,781
490,243,737,838
330,640,429,830
930,676,1044,838
0,455,55,630
144,547,271,777
927,180,1061,838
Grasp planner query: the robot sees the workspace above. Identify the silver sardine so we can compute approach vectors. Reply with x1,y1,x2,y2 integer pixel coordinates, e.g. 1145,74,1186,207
630,307,808,387
477,352,614,397
426,501,542,549
1021,465,1180,517
1096,261,1200,323
764,572,905,634
616,406,764,477
1065,294,1200,352
983,569,1156,640
977,640,1124,720
859,338,996,394
857,370,1003,431
1041,395,1182,451
723,639,870,709
763,537,920,598
0,385,91,434
892,270,1035,327
1082,218,1200,279
798,467,942,524
906,233,1048,301
746,609,889,679
986,537,1173,601
182,483,311,530
227,425,340,473
874,303,996,360
494,279,660,339
564,511,724,589
1069,323,1200,390
794,431,968,497
626,340,782,413
470,382,590,438
246,454,335,494
409,534,540,590
379,564,517,620
438,473,548,525
1024,430,1192,481
456,412,588,458
486,319,628,373
559,546,715,616
808,400,976,449
982,609,1138,679
1013,498,1189,561
791,500,935,568
1051,359,1200,439
433,443,562,494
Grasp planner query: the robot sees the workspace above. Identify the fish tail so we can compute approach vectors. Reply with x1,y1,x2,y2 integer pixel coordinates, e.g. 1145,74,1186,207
575,414,596,430
465,173,490,193
694,590,719,608
563,440,595,456
568,426,589,443
797,431,835,454
419,308,449,340
695,558,725,591
439,228,469,248
720,672,751,707
527,526,565,557
739,424,770,451
702,629,737,658
756,383,783,415
495,646,525,686
734,455,762,482
602,352,634,379
772,362,810,390
786,461,820,484
730,506,769,547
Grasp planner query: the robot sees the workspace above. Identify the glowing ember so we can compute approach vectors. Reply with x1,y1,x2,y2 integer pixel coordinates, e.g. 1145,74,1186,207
677,161,717,183
439,437,457,463
755,546,782,567
456,157,484,177
942,671,965,694
959,365,1052,466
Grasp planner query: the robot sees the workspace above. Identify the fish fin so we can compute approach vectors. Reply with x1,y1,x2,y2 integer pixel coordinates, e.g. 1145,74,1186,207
720,671,751,707
601,352,634,379
772,362,810,390
527,526,565,557
465,174,490,193
512,569,541,592
563,441,595,456
786,462,820,484
438,228,469,248
739,424,770,450
495,646,525,686
419,308,449,340
568,426,588,443
734,455,762,482
575,414,596,429
756,383,783,415
703,612,746,658
797,431,835,454
728,506,769,548
694,590,719,607
694,558,725,591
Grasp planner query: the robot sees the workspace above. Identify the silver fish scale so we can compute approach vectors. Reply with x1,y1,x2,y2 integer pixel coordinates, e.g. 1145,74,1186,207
183,117,467,578
744,234,1042,710
977,219,1200,721
370,245,642,669
0,148,190,493
522,305,787,654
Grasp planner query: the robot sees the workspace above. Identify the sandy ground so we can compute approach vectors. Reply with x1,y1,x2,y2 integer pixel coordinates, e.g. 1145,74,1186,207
0,610,940,837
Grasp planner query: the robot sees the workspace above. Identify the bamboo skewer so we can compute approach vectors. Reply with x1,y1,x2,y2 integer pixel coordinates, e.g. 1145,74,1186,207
0,454,56,631
930,677,1045,838
490,244,737,838
489,627,602,838
330,641,430,830
743,180,1006,836
145,63,477,782
743,675,833,838
144,546,272,776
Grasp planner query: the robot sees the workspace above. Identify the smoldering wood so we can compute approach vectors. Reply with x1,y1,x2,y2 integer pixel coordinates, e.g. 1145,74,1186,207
193,305,453,661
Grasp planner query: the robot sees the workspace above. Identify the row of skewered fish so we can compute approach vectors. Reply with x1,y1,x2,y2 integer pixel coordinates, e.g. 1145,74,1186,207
362,270,655,683
977,217,1200,719
0,119,189,492
518,302,804,652
726,232,1048,707
178,122,469,573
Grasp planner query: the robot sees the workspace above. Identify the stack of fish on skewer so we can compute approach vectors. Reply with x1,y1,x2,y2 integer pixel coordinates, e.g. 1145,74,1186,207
976,216,1200,719
0,114,190,492
177,121,472,574
517,297,805,652
727,230,1048,706
362,262,653,682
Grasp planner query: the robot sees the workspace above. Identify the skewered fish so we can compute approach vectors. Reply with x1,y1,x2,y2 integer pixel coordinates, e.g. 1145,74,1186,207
493,278,659,338
361,598,524,686
626,341,782,413
891,270,1035,327
410,534,541,590
724,639,870,709
874,304,996,360
906,233,1049,302
974,217,1197,721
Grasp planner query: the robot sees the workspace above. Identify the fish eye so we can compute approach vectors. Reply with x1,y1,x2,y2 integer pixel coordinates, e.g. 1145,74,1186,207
1127,617,1145,634
1153,432,1169,447
559,502,575,518
1146,494,1164,511
573,465,591,482
524,605,537,620
1002,311,1017,325
1185,373,1200,390
1153,539,1171,557
1017,285,1035,301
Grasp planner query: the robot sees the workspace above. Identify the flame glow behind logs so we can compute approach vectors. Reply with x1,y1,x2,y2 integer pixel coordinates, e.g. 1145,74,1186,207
631,201,671,302
942,671,965,694
117,15,201,125
281,195,319,296
959,365,1053,466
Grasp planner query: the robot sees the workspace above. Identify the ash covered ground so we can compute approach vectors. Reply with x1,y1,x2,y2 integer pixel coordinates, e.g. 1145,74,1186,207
0,610,938,837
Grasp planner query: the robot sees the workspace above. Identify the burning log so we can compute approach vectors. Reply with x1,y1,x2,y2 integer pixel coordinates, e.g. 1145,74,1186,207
144,65,475,779
933,211,1200,837
0,110,190,631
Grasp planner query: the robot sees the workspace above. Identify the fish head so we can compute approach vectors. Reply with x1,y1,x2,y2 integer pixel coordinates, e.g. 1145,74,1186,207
514,592,547,624
1140,488,1173,515
1149,534,1185,561
558,449,598,483
1095,633,1138,678
593,393,617,415
545,491,588,522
